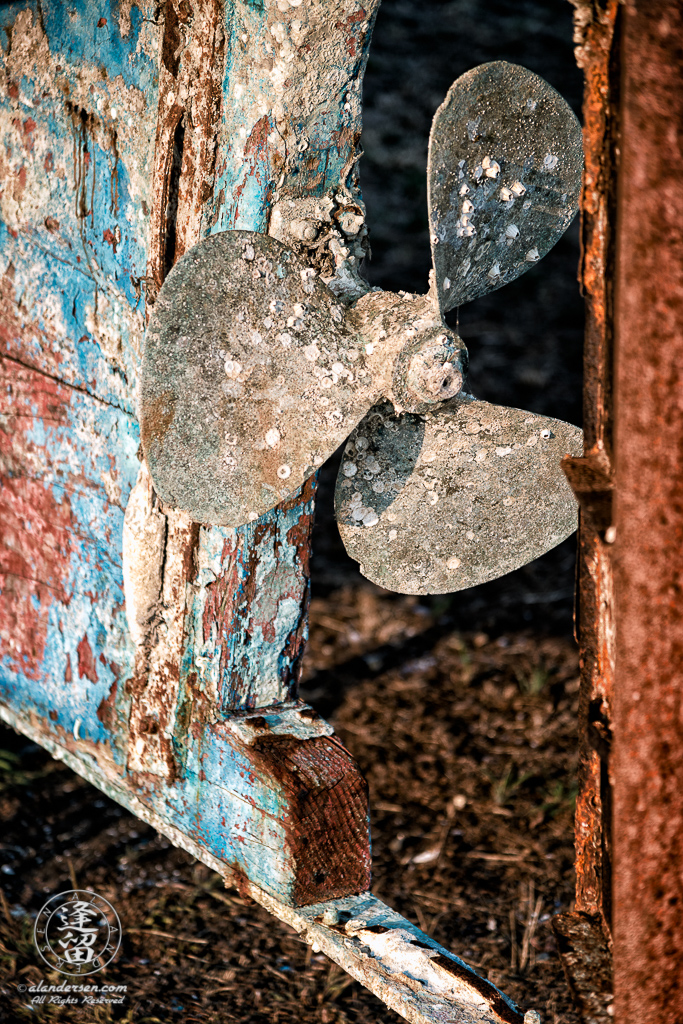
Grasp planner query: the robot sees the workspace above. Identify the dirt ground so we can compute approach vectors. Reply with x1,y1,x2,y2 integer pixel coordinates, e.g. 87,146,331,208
0,597,581,1023
0,1,585,1021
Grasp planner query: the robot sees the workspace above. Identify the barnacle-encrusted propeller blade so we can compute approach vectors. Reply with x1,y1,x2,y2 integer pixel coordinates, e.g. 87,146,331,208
335,400,582,595
141,231,380,526
428,61,583,312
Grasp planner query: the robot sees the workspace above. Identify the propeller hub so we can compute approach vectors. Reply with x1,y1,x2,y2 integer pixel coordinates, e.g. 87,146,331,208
391,325,468,413
348,290,468,414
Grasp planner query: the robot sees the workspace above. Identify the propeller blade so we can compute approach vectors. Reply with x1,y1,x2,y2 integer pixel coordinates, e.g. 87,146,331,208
335,398,582,595
428,61,583,312
141,231,378,526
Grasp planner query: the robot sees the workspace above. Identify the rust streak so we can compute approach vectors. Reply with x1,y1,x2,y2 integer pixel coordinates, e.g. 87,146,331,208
430,956,522,1024
139,387,176,450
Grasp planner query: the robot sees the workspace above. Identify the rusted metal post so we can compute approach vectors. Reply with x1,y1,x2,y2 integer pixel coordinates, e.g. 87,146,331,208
554,4,619,1018
612,2,683,1019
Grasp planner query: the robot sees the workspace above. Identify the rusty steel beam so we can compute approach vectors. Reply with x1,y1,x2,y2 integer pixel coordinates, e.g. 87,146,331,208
612,2,683,1020
555,4,619,1020
567,0,619,931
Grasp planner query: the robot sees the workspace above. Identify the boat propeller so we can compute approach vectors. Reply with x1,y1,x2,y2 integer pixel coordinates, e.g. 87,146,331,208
141,61,583,595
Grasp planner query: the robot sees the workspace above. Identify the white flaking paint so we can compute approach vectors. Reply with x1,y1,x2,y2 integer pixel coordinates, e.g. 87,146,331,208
122,461,166,648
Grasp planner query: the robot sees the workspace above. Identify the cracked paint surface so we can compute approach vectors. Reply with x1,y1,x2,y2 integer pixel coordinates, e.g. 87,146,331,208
0,2,158,770
0,4,158,413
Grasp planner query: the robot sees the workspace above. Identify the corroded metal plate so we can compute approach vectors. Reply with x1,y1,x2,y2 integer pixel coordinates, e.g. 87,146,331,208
335,399,582,595
141,231,375,525
428,61,583,312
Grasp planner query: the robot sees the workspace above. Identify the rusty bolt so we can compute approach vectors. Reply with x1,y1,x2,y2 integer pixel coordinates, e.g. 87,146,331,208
338,209,365,236
289,219,319,243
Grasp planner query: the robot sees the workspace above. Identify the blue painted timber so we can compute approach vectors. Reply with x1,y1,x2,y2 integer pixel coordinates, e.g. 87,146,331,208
0,0,378,905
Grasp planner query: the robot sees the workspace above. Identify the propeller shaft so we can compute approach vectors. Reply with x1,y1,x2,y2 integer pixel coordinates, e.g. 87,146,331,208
348,290,468,414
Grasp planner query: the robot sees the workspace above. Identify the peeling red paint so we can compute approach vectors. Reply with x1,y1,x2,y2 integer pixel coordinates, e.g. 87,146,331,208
0,269,65,381
244,115,271,162
335,9,368,57
102,226,117,252
0,361,75,680
11,115,36,153
96,678,118,730
232,115,271,207
77,634,98,683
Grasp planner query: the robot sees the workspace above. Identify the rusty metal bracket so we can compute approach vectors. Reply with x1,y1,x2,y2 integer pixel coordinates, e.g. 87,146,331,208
551,5,620,1020
561,447,613,534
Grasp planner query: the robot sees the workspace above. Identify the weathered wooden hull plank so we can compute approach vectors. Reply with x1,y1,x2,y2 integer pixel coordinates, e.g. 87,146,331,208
0,2,152,776
0,2,358,904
